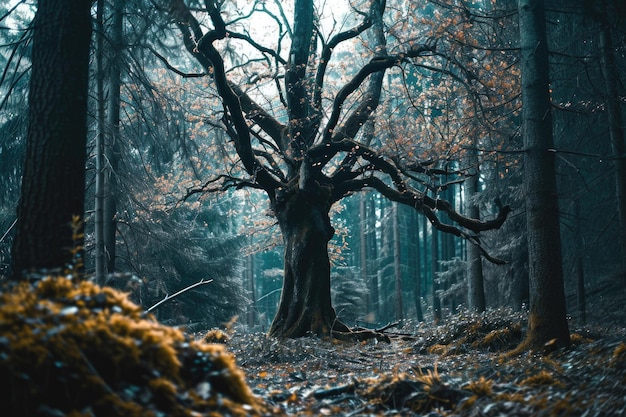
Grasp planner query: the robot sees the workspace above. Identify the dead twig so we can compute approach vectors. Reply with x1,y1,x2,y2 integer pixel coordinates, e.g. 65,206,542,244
142,279,213,317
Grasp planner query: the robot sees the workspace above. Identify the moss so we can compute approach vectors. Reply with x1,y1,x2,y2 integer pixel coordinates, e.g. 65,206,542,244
201,328,230,344
361,366,465,413
570,332,593,345
610,342,626,368
427,344,449,355
463,376,493,396
191,341,258,406
0,276,266,416
519,370,565,388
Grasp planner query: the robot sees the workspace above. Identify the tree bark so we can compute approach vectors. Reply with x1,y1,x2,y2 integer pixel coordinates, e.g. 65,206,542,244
11,0,92,279
431,225,441,323
359,194,371,320
367,194,380,322
573,199,586,324
268,182,349,337
465,147,485,312
104,0,125,274
517,0,570,350
412,209,424,322
393,202,404,321
599,24,626,274
94,0,106,285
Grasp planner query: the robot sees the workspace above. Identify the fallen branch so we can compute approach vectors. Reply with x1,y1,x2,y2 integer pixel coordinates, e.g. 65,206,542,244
312,383,356,399
0,218,17,244
142,279,213,317
375,321,401,333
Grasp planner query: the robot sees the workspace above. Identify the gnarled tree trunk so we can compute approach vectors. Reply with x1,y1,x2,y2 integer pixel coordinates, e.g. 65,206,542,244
268,181,349,338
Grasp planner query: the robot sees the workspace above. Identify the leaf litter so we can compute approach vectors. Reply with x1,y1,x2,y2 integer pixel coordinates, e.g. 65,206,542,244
1,277,624,416
222,310,626,416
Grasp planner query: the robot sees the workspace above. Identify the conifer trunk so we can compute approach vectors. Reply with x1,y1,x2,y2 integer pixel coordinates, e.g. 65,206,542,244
103,0,125,274
599,25,626,273
518,0,570,350
465,146,485,312
11,0,92,278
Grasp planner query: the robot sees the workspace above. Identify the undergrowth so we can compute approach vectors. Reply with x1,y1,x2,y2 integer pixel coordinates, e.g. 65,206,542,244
0,276,264,416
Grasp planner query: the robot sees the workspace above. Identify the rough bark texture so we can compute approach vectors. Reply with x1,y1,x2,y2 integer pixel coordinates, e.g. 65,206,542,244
104,0,124,274
268,181,348,338
11,0,92,279
393,203,404,321
518,0,570,350
431,227,441,323
94,0,106,285
465,148,485,312
599,24,626,272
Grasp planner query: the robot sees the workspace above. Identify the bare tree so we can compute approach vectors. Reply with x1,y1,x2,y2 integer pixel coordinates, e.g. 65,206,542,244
166,0,510,338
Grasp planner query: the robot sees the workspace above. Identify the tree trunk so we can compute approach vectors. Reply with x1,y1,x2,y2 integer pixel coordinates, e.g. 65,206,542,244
268,182,348,337
11,0,92,279
413,209,424,322
573,199,586,324
517,0,570,350
94,0,106,285
465,147,485,312
246,251,256,327
103,0,125,274
393,202,404,321
431,225,441,323
367,194,380,322
359,193,372,321
599,24,626,274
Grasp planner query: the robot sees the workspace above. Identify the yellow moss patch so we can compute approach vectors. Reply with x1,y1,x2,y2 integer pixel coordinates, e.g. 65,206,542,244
463,376,493,396
610,342,626,369
0,276,266,416
570,333,593,345
519,370,565,388
191,341,258,406
201,328,230,344
415,365,442,392
427,344,450,355
361,366,462,414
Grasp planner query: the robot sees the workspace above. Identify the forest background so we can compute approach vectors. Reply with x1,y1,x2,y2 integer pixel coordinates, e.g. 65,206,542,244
1,0,625,347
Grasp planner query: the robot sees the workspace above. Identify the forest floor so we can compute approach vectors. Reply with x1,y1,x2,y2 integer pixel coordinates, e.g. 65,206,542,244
2,277,625,416
221,310,626,416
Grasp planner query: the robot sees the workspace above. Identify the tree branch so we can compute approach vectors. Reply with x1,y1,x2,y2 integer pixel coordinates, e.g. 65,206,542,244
147,44,206,78
311,11,374,123
334,176,509,264
322,44,436,143
142,278,213,316
168,0,281,192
